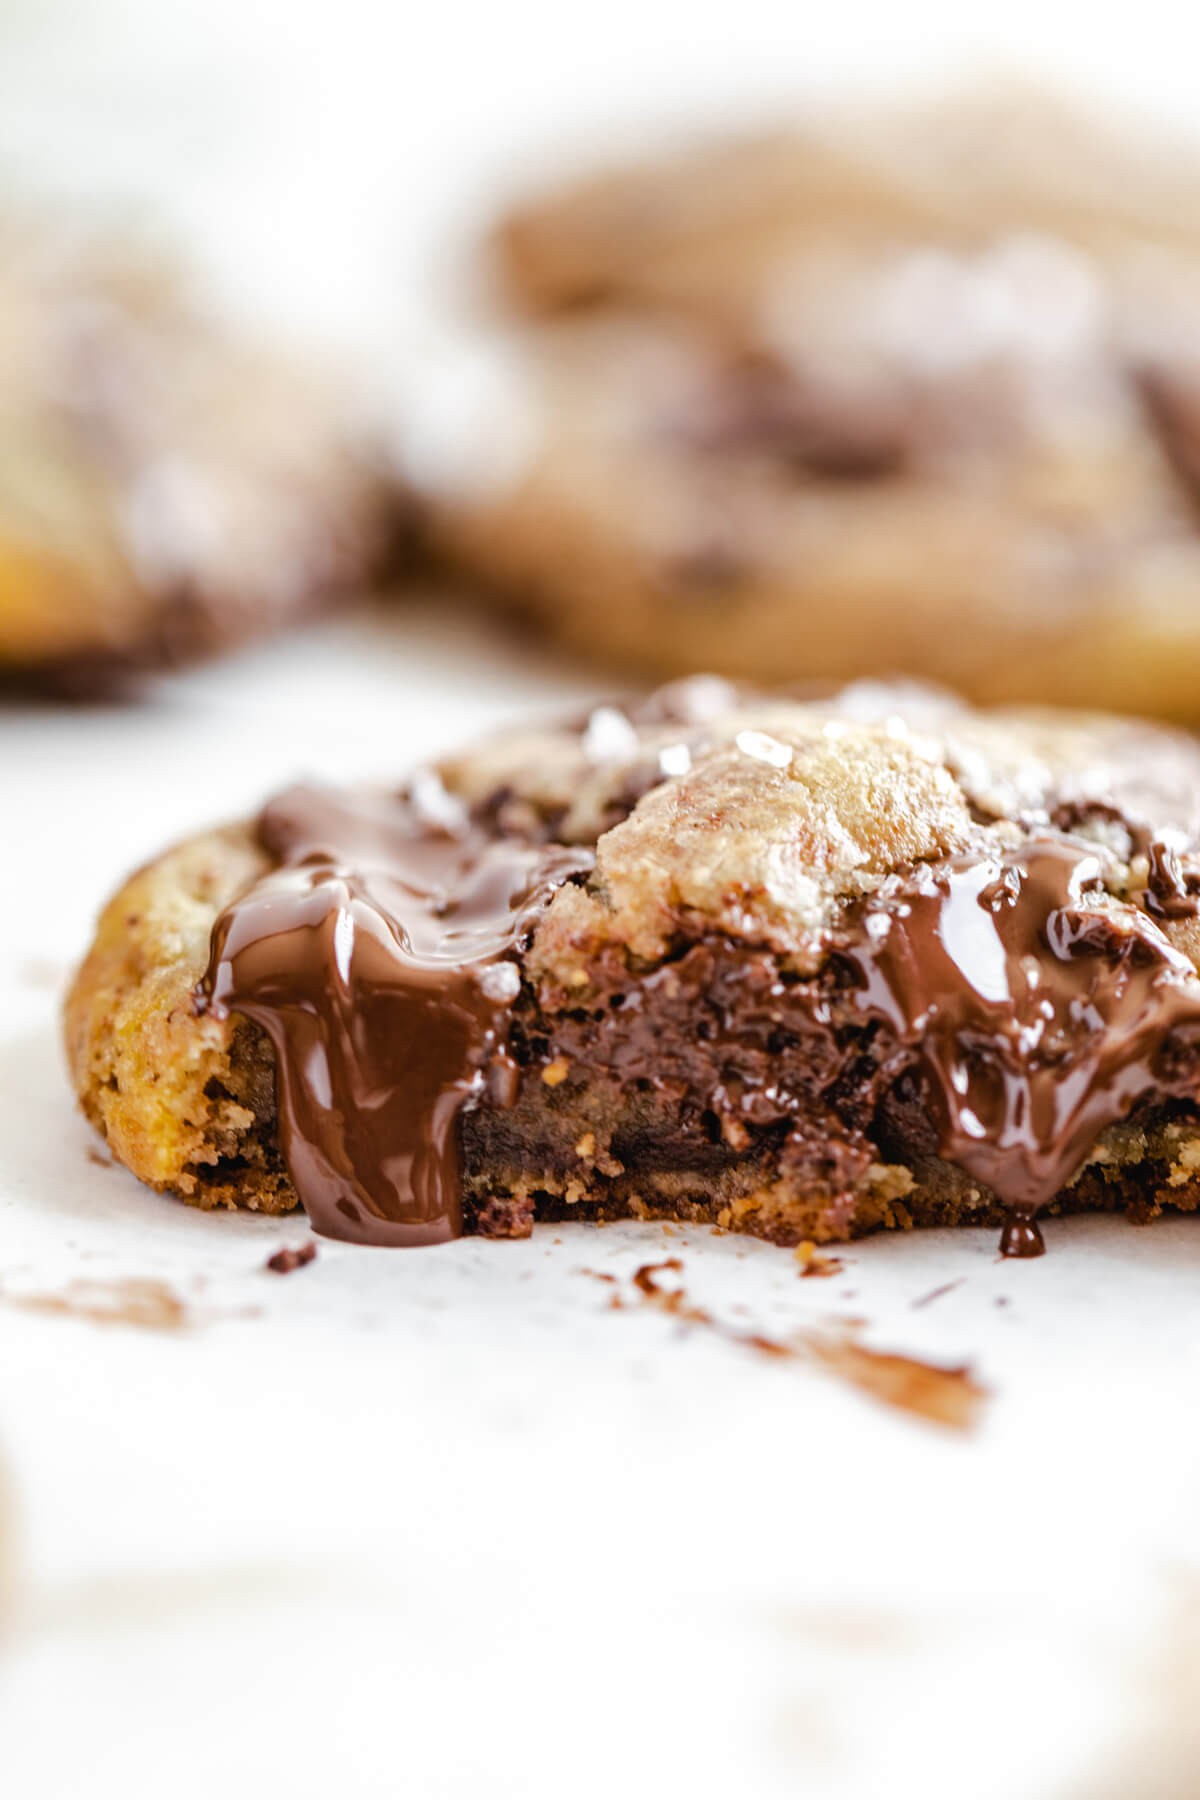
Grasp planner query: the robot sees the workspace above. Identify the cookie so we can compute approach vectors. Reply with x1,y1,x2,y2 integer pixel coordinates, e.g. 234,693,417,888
428,90,1200,719
65,676,1200,1257
0,215,392,685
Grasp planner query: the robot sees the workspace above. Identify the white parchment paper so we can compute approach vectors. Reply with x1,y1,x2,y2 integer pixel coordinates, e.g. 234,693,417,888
2,603,1199,1800
3,4,1200,1790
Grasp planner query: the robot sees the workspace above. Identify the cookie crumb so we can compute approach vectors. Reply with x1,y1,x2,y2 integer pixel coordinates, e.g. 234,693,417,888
620,1260,984,1427
0,1277,188,1331
807,1335,986,1430
795,1240,843,1278
265,1241,318,1275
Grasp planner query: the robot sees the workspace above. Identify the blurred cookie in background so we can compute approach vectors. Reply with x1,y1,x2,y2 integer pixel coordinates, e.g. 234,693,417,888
493,85,1200,324
424,87,1200,719
0,212,397,691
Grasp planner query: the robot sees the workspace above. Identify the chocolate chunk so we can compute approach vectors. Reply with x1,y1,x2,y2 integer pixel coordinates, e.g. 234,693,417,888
839,838,1200,1253
1139,366,1200,511
675,351,910,480
1144,839,1200,921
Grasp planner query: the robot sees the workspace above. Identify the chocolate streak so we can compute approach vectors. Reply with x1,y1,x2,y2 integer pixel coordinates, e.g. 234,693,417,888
196,785,591,1245
841,838,1200,1255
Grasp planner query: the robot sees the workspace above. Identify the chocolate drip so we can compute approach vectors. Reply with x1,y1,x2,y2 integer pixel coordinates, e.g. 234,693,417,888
1049,801,1200,923
1144,840,1200,921
841,837,1200,1254
999,1216,1046,1259
196,785,591,1245
196,773,1200,1259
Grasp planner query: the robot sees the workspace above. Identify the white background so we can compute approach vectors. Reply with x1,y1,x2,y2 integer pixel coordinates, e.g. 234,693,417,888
3,5,1200,1796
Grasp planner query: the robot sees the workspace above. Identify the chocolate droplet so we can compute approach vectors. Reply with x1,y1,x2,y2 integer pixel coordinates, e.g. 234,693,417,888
999,1215,1046,1259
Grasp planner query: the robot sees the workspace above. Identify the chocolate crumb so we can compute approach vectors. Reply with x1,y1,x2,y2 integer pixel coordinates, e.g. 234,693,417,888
910,1277,966,1310
265,1241,318,1275
632,1257,694,1311
633,1257,792,1351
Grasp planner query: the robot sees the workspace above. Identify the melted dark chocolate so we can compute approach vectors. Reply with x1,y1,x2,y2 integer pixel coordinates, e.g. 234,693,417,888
1144,839,1200,921
840,837,1200,1255
196,774,1200,1257
196,784,591,1245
